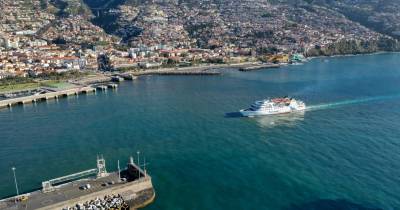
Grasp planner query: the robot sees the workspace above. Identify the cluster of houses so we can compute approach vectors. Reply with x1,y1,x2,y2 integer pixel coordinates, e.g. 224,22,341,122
0,0,396,79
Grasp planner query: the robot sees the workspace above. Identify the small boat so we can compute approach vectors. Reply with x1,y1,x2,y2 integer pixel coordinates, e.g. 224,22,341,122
240,97,306,117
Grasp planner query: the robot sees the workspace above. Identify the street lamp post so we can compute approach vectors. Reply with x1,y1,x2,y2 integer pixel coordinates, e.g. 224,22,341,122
11,167,19,203
117,160,121,181
143,157,147,177
137,151,140,179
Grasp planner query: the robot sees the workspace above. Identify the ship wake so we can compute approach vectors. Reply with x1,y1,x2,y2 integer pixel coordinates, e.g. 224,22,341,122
306,94,400,111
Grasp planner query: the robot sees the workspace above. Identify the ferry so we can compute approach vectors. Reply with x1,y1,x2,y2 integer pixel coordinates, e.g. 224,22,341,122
240,97,306,117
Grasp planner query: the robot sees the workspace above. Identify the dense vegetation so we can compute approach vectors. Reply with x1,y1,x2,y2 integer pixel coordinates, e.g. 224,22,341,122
0,77,35,86
35,70,89,80
49,0,92,17
306,37,400,57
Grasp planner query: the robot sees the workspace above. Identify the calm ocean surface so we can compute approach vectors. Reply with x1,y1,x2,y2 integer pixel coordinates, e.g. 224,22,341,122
1,53,400,210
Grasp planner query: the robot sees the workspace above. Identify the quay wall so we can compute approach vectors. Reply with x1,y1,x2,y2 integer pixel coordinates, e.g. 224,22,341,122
38,177,153,210
238,63,281,71
131,69,220,76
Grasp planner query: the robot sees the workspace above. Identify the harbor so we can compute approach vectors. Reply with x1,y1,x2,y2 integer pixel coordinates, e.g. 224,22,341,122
0,156,155,210
0,60,305,111
0,64,227,110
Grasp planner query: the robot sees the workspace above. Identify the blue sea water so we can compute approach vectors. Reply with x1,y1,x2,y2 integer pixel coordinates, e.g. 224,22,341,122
1,53,400,209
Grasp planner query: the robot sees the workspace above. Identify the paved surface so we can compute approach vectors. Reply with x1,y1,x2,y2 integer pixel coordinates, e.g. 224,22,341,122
0,171,152,210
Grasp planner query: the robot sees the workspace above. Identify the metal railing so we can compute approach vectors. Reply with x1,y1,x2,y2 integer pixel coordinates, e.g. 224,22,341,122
42,168,98,193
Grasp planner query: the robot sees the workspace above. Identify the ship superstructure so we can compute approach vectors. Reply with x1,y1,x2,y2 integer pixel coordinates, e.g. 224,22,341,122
240,97,306,117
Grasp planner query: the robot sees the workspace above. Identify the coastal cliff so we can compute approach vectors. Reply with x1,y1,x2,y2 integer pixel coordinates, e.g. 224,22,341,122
305,37,400,57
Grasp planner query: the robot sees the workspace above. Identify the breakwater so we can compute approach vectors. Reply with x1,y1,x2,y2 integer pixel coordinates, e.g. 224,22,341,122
120,62,282,76
131,69,220,76
238,63,280,71
0,86,95,109
0,157,155,210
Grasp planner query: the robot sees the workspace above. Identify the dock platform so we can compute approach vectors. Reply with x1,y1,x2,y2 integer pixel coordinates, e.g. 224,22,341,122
0,157,154,210
0,84,119,110
0,86,96,109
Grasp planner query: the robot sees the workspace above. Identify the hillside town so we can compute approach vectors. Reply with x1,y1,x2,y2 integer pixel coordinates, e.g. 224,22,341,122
0,0,399,81
0,2,399,210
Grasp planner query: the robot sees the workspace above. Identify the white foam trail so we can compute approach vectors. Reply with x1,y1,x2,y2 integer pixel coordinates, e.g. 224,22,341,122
307,94,400,111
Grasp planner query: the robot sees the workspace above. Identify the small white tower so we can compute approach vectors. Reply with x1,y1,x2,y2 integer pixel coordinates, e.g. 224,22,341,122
97,155,108,177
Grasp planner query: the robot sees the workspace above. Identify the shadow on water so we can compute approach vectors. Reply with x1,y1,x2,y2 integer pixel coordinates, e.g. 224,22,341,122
225,111,305,129
224,112,244,118
284,199,383,210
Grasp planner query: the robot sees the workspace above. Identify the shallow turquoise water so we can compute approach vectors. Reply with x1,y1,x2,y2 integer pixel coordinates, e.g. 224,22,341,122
1,53,400,209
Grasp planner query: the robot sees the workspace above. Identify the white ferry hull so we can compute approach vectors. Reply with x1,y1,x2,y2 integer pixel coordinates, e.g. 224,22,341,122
240,109,292,117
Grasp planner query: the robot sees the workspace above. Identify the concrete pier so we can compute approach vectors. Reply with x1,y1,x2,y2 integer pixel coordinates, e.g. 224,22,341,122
133,69,221,76
238,63,280,71
0,157,155,210
0,86,96,109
